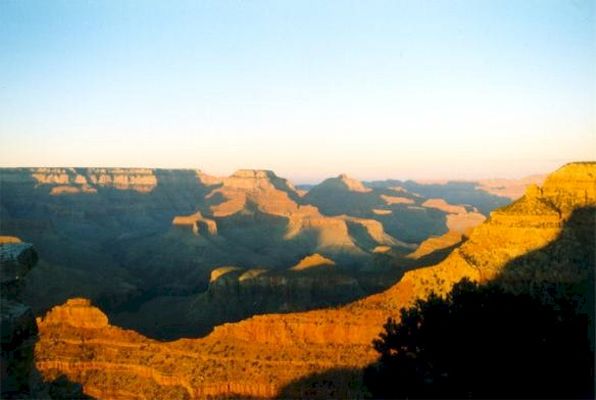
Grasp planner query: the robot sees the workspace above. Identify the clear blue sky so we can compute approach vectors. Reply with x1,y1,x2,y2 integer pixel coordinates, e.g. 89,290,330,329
1,0,594,182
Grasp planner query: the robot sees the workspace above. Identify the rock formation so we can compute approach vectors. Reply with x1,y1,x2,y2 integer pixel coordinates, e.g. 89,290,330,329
1,237,54,398
172,211,217,236
194,169,403,255
305,174,493,243
33,162,595,398
290,253,335,271
184,260,366,335
0,166,508,340
25,167,162,193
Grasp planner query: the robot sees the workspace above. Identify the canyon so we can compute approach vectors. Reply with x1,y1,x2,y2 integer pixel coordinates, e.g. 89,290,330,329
21,162,594,398
1,167,512,339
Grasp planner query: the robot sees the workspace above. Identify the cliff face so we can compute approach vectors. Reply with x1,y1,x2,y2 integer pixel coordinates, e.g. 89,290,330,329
34,162,595,398
185,261,365,333
25,167,164,193
36,298,376,399
1,238,50,398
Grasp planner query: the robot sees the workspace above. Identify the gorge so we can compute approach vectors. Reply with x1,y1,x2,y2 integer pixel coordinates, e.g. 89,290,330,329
2,162,592,398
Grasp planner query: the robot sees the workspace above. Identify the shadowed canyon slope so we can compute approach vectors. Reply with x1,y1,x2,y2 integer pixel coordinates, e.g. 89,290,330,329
1,167,514,338
32,162,595,398
1,237,89,399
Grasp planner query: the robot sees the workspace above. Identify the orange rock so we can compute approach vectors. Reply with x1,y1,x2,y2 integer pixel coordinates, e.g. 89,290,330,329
290,253,335,271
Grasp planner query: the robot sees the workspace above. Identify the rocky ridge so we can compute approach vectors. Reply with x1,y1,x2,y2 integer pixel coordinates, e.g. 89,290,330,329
1,237,86,398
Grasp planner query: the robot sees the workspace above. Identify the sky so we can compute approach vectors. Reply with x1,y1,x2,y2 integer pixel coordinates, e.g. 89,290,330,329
0,0,594,183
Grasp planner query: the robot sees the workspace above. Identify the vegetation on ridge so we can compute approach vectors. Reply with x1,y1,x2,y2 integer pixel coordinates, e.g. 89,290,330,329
365,279,594,399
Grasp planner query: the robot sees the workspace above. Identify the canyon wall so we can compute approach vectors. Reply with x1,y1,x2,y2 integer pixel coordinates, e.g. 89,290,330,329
2,167,498,339
33,162,595,398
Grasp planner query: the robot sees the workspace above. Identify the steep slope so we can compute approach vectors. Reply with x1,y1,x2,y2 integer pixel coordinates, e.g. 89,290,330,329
34,162,595,398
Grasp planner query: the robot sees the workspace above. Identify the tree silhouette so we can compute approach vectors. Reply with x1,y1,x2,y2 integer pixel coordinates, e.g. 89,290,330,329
364,279,594,399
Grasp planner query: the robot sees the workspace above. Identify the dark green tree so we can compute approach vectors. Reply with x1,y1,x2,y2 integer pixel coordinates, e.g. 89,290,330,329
364,279,594,399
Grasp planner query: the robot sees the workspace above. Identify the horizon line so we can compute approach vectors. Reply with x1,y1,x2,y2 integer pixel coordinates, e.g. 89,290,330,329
0,163,567,185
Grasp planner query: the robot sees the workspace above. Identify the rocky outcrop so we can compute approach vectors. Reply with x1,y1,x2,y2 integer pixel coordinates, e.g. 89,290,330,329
380,194,415,205
1,239,38,300
540,162,595,213
323,174,373,193
205,169,308,217
0,239,43,398
41,298,109,330
422,198,468,214
26,168,160,193
172,211,217,236
186,262,365,333
290,254,335,271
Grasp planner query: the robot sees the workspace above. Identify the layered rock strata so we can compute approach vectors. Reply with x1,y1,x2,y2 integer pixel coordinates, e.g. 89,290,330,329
35,162,595,398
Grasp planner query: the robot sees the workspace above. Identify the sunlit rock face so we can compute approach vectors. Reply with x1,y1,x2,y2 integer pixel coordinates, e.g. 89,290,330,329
36,298,379,399
290,253,335,271
41,298,109,330
24,167,160,192
33,162,595,398
383,162,596,301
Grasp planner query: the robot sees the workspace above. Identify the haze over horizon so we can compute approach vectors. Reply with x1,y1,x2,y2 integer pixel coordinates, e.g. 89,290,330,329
1,0,594,182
